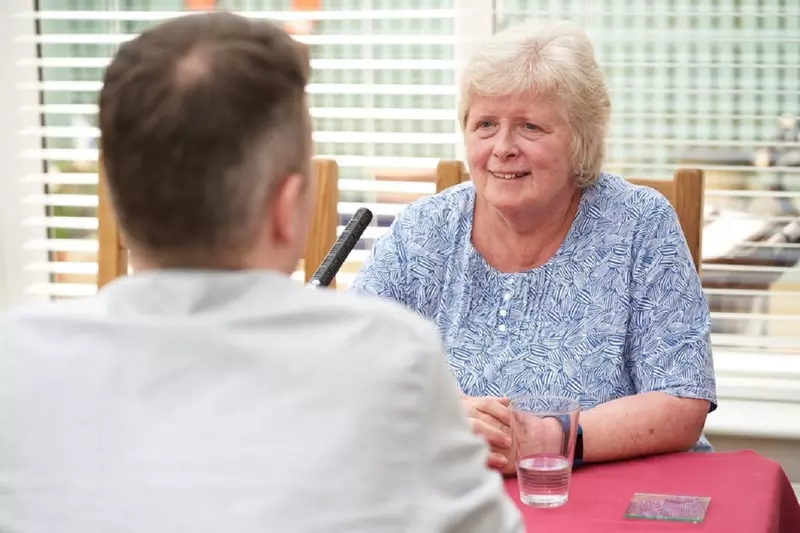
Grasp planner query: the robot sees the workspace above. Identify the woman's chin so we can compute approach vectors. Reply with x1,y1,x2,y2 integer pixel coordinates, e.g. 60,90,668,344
486,198,536,216
483,184,538,212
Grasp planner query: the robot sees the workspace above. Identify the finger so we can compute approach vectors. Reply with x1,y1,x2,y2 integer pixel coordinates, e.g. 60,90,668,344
490,442,515,459
474,410,511,434
461,397,481,418
500,459,517,476
475,397,512,427
469,418,513,448
487,452,508,469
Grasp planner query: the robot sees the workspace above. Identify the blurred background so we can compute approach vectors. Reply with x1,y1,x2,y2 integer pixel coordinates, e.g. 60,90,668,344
0,0,798,490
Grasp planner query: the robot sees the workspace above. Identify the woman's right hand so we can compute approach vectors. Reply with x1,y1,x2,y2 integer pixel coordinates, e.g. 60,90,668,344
461,395,513,470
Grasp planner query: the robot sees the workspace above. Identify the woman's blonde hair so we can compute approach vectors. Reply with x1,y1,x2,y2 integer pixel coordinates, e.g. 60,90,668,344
459,18,611,186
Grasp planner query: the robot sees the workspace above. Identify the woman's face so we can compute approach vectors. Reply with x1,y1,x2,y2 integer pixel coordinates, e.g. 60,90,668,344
464,93,576,216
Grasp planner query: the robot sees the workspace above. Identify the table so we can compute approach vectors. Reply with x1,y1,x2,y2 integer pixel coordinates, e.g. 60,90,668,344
504,450,800,532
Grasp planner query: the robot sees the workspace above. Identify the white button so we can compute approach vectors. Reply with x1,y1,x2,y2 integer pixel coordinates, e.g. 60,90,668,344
499,309,507,317
503,292,511,301
498,324,507,332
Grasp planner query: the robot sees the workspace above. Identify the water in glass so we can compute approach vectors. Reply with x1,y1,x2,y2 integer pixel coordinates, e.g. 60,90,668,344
517,453,571,507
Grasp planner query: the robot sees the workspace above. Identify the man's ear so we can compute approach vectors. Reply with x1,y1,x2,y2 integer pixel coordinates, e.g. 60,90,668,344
297,41,310,64
296,41,311,80
270,172,310,247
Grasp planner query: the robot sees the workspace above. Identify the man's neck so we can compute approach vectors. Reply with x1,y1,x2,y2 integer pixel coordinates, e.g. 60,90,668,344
129,249,297,277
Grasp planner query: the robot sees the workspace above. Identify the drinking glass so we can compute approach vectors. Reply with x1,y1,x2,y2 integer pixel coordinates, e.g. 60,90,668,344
509,395,580,508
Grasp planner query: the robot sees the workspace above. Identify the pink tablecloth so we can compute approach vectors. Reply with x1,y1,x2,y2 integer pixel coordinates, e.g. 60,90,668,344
504,450,800,532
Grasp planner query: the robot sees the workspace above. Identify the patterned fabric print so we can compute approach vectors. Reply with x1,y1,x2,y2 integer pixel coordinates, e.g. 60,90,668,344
350,173,717,452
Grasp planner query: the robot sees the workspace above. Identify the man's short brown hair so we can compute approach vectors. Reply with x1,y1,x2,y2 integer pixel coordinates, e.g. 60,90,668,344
99,12,311,267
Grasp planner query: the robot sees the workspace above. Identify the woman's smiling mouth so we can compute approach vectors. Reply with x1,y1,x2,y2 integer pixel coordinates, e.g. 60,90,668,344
490,171,532,180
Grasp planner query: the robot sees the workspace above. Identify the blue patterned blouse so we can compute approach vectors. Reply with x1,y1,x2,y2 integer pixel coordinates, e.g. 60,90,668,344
350,172,717,452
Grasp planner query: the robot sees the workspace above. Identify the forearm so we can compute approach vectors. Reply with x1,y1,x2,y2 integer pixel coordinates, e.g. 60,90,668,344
579,391,709,464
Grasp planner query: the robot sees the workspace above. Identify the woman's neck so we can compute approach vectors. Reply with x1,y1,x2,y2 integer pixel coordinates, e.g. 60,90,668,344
471,187,582,273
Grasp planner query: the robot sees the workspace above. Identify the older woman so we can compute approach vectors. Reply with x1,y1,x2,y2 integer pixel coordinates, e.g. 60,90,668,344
350,18,716,473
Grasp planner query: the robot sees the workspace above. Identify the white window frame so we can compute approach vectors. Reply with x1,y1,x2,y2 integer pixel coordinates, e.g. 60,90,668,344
0,0,49,312
453,0,493,161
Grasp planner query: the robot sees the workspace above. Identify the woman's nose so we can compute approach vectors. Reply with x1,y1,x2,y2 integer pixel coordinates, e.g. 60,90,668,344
492,130,519,160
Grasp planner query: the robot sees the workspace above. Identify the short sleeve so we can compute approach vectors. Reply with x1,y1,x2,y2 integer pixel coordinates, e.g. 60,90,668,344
348,215,411,307
625,197,717,412
350,187,469,319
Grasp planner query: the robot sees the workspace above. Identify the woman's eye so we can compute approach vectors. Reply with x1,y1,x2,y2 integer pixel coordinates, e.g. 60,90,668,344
476,120,493,129
523,123,539,131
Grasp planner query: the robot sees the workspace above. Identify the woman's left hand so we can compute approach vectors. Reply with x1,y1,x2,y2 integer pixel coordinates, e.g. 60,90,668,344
490,443,517,475
460,395,514,470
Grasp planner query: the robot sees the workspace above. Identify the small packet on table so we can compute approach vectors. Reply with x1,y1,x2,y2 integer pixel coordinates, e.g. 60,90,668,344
624,493,711,523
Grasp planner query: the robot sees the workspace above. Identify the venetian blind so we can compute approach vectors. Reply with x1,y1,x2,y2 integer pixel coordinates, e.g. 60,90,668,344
496,0,800,355
18,0,800,359
22,0,458,296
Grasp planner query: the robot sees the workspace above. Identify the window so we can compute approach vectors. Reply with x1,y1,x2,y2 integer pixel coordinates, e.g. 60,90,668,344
3,0,800,435
489,0,800,435
494,0,800,357
10,0,461,298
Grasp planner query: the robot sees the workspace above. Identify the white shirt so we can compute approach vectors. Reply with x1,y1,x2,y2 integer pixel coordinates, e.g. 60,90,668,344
0,270,523,533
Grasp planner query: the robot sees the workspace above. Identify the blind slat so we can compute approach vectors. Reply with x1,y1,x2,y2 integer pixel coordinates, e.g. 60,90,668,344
22,174,439,194
20,80,800,97
21,127,800,150
26,261,97,275
21,58,460,71
22,150,443,169
20,81,459,95
22,57,800,71
23,216,97,230
28,9,800,21
24,33,456,46
29,9,459,22
21,104,794,122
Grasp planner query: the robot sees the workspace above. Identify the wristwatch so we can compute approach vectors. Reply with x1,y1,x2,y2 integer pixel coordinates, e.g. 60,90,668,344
574,424,584,467
552,415,584,467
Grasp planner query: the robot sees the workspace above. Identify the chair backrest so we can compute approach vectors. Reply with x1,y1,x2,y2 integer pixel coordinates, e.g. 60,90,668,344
96,157,128,288
302,158,339,287
628,169,704,274
96,156,340,289
435,160,468,193
434,161,705,273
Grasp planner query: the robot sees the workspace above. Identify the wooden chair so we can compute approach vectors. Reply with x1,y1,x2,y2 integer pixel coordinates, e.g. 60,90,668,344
96,156,340,288
302,159,339,287
628,169,704,274
434,160,705,273
435,160,467,194
96,158,128,289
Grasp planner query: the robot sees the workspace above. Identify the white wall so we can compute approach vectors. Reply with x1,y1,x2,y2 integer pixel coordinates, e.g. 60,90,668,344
0,1,49,311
